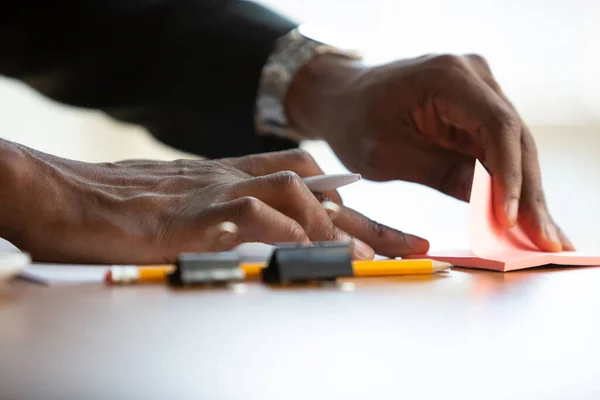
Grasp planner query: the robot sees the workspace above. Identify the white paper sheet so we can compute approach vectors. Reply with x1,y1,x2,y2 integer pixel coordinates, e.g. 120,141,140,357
18,243,277,285
19,264,110,285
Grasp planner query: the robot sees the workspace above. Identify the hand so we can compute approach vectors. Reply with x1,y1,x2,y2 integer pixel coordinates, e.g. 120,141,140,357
287,53,573,252
0,142,429,263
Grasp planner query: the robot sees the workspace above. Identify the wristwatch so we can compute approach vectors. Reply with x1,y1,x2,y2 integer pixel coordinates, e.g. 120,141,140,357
255,24,362,141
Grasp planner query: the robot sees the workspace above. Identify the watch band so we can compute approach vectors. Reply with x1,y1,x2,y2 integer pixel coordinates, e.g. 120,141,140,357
255,25,362,141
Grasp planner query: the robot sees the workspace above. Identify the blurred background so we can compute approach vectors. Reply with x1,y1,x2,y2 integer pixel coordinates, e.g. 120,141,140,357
0,0,598,252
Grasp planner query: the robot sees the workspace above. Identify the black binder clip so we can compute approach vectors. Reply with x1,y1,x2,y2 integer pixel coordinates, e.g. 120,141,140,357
168,252,244,286
261,242,353,284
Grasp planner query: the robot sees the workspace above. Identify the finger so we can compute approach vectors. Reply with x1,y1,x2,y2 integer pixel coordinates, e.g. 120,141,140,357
314,195,374,259
225,149,343,204
477,70,575,251
201,221,241,251
516,132,563,252
313,194,429,257
332,206,430,257
487,124,522,229
557,225,576,251
228,171,373,259
188,197,311,253
434,63,523,227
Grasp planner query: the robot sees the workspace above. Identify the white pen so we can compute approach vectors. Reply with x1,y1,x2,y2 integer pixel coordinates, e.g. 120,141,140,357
302,173,361,192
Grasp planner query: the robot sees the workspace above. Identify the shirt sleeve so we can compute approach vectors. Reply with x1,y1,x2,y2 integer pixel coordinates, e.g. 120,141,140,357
0,0,299,158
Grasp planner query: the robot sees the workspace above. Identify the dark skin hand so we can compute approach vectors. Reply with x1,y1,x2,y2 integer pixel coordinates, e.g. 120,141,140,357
0,141,429,264
287,53,574,252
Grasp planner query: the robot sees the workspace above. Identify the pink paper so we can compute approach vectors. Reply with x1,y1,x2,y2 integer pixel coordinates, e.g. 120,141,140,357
408,161,600,272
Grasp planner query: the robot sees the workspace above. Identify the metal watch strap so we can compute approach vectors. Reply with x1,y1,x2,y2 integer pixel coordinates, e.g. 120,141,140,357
255,26,362,141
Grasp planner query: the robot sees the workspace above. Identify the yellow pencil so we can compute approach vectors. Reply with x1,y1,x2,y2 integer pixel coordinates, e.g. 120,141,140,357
240,259,451,279
351,259,451,277
105,259,451,284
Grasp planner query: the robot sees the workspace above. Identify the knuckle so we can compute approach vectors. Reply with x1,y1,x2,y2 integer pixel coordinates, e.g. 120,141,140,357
307,209,334,237
508,168,521,183
370,220,392,240
426,54,473,84
237,155,259,175
331,228,349,242
271,170,305,191
288,221,308,240
486,111,520,139
290,148,316,165
502,113,521,132
532,191,546,205
521,132,540,157
432,54,468,70
522,190,547,215
235,196,263,219
466,53,490,69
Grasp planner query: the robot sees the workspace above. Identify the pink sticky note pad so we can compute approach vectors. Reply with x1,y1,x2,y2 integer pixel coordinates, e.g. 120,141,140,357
407,161,600,272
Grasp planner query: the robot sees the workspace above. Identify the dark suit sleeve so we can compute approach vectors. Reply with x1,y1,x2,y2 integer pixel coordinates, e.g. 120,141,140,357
0,0,299,158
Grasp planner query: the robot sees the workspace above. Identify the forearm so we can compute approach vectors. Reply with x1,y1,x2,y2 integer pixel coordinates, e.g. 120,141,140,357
0,0,298,158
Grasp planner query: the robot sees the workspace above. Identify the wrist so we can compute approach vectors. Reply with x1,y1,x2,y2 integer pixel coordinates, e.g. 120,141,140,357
0,141,29,242
285,53,364,140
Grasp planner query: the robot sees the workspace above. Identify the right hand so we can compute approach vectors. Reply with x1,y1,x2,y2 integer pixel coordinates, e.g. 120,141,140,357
288,53,573,252
0,144,429,264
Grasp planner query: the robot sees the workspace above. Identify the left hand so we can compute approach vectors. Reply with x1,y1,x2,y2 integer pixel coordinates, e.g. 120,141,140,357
286,53,573,252
0,142,429,263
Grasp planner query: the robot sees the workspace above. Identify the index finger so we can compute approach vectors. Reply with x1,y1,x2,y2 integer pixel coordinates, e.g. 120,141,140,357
224,149,343,204
332,206,430,257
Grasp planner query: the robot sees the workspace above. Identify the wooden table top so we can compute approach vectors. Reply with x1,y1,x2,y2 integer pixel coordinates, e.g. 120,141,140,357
2,266,600,400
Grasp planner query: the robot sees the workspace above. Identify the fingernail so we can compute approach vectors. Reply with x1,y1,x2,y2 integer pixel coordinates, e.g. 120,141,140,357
543,223,561,247
353,238,374,260
559,229,576,251
215,221,239,245
505,199,519,227
563,237,576,251
408,235,430,253
321,201,341,221
218,222,239,235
